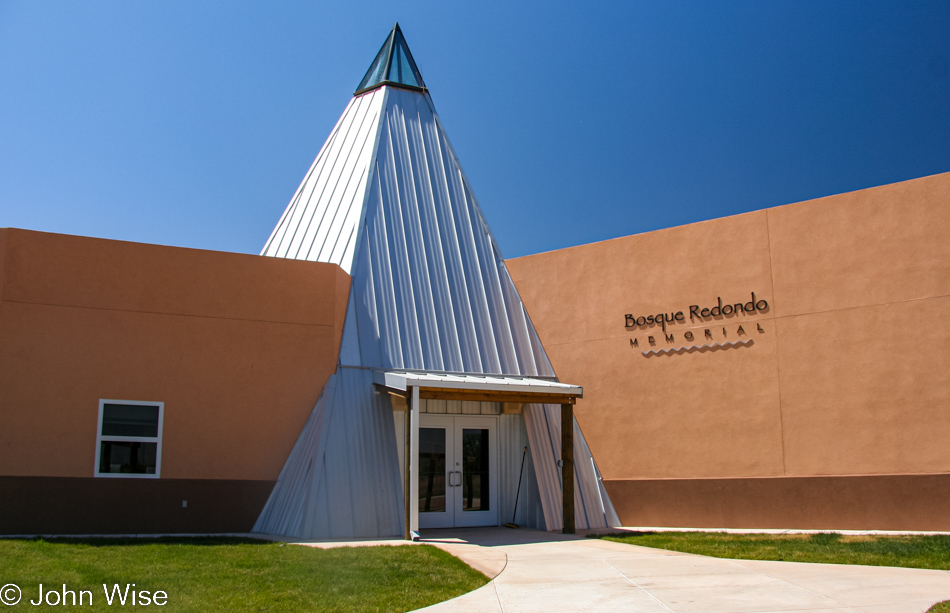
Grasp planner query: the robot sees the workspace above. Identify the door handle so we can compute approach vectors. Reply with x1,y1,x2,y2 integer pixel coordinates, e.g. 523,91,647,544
448,471,462,487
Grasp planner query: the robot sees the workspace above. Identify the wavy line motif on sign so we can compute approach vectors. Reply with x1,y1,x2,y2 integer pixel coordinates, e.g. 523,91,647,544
641,338,755,357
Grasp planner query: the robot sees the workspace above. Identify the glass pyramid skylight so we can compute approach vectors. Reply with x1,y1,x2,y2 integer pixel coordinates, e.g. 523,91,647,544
355,23,426,94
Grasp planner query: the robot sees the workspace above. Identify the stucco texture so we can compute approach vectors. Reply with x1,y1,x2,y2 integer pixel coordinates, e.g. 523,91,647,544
507,172,950,530
0,229,349,482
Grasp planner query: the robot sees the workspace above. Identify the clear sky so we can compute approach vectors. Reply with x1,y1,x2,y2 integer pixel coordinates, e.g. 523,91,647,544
1,1,948,259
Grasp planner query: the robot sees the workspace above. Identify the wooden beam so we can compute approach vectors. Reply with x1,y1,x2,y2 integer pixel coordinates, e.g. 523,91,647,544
389,393,407,412
377,382,581,405
417,387,578,405
561,402,575,535
375,383,408,398
503,402,523,414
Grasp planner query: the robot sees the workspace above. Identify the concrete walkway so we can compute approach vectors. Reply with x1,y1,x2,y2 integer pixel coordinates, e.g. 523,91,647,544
408,528,950,613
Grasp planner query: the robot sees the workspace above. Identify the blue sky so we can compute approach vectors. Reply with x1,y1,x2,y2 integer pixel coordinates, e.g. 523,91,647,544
1,1,948,259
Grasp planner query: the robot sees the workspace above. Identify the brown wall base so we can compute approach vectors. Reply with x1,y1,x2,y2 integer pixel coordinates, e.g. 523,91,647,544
606,474,950,531
0,477,275,535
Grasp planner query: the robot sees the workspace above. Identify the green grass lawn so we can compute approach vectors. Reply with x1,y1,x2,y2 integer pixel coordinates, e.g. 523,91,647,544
598,531,950,613
599,531,950,570
0,537,487,612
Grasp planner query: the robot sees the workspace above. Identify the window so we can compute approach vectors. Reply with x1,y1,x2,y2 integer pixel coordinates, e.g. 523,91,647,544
94,400,163,478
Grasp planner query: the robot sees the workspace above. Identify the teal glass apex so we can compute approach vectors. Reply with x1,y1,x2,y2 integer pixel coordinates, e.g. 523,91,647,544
355,23,427,95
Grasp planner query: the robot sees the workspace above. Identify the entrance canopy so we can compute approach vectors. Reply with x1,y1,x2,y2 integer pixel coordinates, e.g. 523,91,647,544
374,369,583,539
373,370,583,405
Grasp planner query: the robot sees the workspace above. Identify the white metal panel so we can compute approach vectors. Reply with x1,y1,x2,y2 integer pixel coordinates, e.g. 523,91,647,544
257,84,616,538
313,95,384,266
254,368,403,539
253,374,336,536
523,403,561,531
280,96,368,259
351,88,557,375
337,286,362,367
261,101,352,260
423,115,480,372
373,370,582,396
527,315,556,377
498,263,538,376
295,95,373,262
261,89,386,273
523,402,615,531
497,414,545,530
354,198,400,366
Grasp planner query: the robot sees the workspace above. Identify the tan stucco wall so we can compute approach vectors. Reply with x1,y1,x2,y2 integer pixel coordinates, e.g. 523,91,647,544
507,172,950,529
0,229,348,482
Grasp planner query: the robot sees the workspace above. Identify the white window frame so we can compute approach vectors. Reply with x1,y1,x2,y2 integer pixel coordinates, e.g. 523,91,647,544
94,399,164,479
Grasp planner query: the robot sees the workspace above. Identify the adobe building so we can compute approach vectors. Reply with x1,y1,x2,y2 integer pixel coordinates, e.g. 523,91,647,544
0,230,349,534
508,171,950,531
0,25,615,538
2,25,948,536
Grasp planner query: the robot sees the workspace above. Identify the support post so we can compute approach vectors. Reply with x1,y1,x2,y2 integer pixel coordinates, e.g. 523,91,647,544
561,402,575,534
404,390,412,540
409,386,420,537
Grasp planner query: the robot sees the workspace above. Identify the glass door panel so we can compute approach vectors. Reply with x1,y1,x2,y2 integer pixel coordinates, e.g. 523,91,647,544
419,428,446,513
418,414,497,529
418,416,455,529
461,428,490,512
454,417,497,527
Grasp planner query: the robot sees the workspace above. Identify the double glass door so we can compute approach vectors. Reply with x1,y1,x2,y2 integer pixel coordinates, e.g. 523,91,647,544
418,415,497,529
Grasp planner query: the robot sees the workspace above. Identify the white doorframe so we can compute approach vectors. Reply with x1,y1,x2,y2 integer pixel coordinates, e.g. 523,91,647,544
418,414,498,529
453,416,498,527
417,414,455,529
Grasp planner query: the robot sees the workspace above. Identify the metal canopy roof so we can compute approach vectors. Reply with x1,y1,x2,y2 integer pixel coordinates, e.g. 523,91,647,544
374,370,583,404
355,23,426,95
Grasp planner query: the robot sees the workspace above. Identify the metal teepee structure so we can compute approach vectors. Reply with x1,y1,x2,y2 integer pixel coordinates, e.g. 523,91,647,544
254,23,618,539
